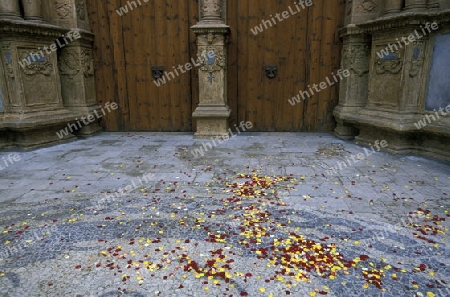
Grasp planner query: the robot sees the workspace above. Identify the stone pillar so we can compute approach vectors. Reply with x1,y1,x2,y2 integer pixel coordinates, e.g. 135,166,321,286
0,1,22,20
334,26,371,139
192,0,231,138
50,0,101,136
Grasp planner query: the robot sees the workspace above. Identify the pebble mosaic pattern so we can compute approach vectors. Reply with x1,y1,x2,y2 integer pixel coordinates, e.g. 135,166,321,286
0,133,449,297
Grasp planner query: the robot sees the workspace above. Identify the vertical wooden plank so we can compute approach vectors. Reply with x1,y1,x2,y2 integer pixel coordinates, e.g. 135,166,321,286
116,0,193,131
86,0,121,131
316,0,346,131
107,0,130,130
226,0,238,128
303,0,323,131
189,0,199,132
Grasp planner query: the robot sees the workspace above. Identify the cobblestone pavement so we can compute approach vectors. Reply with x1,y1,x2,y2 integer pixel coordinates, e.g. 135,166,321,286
0,132,449,297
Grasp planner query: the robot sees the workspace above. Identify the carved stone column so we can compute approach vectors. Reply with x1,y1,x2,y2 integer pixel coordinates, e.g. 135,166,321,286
58,30,101,136
334,26,371,139
50,0,100,137
192,0,231,138
0,1,22,20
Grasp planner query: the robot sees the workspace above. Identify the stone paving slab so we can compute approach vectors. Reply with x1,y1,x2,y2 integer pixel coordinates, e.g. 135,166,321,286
0,132,449,297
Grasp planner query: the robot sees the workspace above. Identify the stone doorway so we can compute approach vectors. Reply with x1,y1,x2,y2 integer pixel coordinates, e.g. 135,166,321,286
87,0,346,132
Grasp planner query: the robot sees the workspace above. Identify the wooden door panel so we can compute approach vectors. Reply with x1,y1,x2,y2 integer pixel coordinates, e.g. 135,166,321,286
87,0,197,131
229,0,345,131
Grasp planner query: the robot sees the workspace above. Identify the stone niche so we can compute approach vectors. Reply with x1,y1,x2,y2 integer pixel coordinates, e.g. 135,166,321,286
334,0,450,161
0,0,100,150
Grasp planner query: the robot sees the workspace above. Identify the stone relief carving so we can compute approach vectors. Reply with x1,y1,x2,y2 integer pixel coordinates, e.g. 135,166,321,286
198,47,226,72
343,43,370,76
409,41,425,78
197,34,226,73
1,44,15,79
59,48,95,79
347,0,353,16
81,49,94,77
200,0,223,19
75,0,85,20
58,48,79,78
54,0,73,19
374,56,403,75
361,0,376,12
348,0,378,15
373,43,404,75
18,50,52,76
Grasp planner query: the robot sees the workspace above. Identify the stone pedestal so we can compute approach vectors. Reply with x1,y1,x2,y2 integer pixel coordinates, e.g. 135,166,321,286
192,0,231,138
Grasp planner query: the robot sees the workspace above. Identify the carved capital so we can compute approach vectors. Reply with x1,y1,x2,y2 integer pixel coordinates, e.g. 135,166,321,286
199,0,223,22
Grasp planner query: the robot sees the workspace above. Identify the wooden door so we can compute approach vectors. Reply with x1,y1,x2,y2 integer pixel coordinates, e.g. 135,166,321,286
87,0,199,131
227,0,346,131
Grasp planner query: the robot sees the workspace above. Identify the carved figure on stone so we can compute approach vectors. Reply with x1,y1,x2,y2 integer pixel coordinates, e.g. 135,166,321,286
81,49,94,77
75,0,85,20
54,0,72,19
1,44,15,79
409,42,425,78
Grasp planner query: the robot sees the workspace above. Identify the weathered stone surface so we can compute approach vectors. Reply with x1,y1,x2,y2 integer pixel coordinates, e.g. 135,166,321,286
334,7,450,162
0,1,99,149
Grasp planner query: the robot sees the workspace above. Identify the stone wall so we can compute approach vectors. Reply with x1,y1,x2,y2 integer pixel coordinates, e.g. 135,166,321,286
334,0,450,161
0,0,100,149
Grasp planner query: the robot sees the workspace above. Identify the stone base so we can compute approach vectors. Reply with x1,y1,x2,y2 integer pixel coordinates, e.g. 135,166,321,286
0,110,102,150
74,121,102,137
192,105,231,138
356,125,450,162
334,120,359,140
0,116,77,150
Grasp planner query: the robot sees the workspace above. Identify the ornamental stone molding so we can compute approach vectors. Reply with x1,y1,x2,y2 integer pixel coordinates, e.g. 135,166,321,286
0,1,99,149
334,4,450,161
